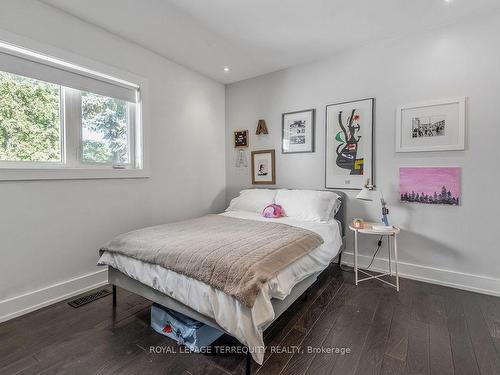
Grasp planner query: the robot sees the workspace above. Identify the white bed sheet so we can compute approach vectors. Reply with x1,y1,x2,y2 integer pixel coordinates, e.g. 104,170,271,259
98,211,342,364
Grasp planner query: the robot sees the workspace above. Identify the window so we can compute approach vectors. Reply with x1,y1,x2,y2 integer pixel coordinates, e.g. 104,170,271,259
81,92,131,165
0,72,62,162
0,41,143,180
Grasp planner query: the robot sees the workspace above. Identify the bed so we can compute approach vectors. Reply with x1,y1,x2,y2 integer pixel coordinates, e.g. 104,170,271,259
98,189,346,374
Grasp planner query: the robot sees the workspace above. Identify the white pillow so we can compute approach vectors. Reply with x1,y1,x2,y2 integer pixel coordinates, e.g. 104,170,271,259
226,189,277,214
275,189,341,222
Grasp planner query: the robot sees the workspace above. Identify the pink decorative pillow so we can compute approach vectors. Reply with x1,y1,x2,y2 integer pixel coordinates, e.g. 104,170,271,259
262,204,284,218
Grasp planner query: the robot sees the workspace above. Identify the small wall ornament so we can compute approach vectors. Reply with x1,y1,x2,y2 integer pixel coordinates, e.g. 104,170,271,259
256,119,268,135
234,130,249,148
235,149,248,168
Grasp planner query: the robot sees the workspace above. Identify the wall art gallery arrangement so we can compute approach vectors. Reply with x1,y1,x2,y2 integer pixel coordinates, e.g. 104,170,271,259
243,97,465,207
395,98,465,205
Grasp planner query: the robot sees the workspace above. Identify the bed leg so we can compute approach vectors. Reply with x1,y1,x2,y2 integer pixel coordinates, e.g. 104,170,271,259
336,251,351,272
245,350,251,375
112,285,117,307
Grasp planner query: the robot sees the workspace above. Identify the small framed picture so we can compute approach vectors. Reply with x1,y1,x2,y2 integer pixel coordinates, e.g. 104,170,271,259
251,149,276,185
282,109,315,153
234,130,249,148
396,97,466,152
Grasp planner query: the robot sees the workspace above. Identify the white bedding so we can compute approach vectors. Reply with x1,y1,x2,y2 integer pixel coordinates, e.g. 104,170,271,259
98,211,342,364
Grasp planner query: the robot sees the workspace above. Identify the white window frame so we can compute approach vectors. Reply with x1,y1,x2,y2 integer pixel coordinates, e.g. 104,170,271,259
68,88,136,169
0,39,148,181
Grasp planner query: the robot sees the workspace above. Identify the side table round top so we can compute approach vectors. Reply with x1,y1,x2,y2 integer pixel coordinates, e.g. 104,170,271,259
349,222,401,235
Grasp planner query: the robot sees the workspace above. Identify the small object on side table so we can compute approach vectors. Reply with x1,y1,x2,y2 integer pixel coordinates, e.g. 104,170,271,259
352,218,364,229
349,222,401,291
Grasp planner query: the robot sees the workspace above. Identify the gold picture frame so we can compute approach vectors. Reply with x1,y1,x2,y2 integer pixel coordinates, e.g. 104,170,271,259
251,149,276,185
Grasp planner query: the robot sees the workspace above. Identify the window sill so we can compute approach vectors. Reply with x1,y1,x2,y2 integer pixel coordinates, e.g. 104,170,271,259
0,167,149,181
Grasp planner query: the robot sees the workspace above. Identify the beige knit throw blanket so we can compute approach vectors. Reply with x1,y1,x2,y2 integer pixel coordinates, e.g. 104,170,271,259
100,214,323,308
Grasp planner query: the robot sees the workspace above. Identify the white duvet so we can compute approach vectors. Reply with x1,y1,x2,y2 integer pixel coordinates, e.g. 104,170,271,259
98,211,342,364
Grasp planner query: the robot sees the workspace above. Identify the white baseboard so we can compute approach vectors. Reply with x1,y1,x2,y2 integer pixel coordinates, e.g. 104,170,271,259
341,251,500,297
0,268,108,323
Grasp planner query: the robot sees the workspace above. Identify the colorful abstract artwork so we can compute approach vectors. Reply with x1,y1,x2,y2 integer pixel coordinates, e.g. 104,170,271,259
334,110,364,174
326,98,374,189
400,167,460,205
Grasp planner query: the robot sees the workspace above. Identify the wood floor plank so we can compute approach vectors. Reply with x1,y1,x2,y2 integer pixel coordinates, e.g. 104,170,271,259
183,350,240,375
354,297,395,375
411,291,447,328
279,283,355,375
0,355,38,375
462,292,500,375
477,294,500,339
263,265,343,346
294,275,345,334
256,328,305,375
444,289,480,375
327,319,370,375
384,304,411,361
301,284,381,375
406,319,430,375
379,355,406,375
304,323,349,375
27,315,154,374
256,272,344,374
429,324,453,375
304,289,381,375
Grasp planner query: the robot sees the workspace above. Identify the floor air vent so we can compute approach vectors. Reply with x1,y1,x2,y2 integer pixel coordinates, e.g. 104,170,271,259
68,289,112,308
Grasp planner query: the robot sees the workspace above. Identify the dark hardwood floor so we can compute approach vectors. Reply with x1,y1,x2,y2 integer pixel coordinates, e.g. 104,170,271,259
2,265,500,375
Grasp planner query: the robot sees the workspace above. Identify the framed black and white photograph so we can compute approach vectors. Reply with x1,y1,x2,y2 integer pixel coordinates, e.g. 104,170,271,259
251,149,276,185
396,97,466,152
325,98,374,190
282,109,315,153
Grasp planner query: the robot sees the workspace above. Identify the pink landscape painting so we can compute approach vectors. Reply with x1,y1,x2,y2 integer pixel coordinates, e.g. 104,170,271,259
400,167,460,205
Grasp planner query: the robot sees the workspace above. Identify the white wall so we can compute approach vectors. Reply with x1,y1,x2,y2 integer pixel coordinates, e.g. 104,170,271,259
0,0,226,321
226,12,500,295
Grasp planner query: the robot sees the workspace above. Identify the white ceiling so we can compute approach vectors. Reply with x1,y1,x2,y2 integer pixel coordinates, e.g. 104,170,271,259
41,0,500,84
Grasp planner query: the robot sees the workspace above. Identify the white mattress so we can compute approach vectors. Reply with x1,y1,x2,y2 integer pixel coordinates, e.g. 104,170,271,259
98,211,342,364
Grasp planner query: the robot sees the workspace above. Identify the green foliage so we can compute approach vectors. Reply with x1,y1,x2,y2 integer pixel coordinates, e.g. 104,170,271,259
81,92,128,164
0,72,61,162
82,139,111,162
0,71,129,164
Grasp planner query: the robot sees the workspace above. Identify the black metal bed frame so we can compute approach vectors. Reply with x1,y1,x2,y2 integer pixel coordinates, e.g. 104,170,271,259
110,256,340,375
